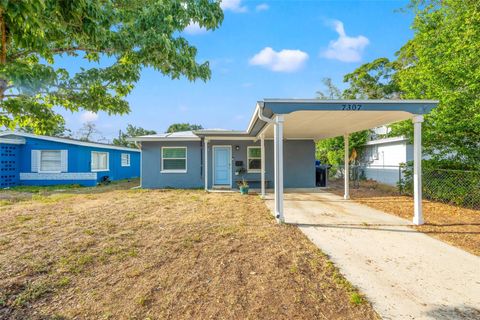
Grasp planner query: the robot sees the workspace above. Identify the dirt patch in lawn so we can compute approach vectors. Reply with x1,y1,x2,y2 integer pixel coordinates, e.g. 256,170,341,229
328,180,480,256
0,187,378,319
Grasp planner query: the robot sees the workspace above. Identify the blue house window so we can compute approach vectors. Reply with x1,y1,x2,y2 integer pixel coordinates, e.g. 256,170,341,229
40,150,62,173
121,153,131,167
161,147,187,173
91,151,109,172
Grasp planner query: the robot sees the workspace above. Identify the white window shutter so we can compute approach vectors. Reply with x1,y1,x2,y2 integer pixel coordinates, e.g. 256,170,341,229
91,152,97,171
31,150,40,172
61,150,68,172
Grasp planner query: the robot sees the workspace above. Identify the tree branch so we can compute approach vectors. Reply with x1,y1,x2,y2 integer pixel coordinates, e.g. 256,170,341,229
10,46,115,60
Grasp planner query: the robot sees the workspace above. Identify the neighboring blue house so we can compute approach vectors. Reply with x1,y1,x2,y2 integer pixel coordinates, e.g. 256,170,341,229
0,132,140,188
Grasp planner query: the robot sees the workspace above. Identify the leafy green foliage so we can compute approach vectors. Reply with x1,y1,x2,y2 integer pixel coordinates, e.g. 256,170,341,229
344,0,480,169
394,0,480,168
19,117,72,137
343,58,400,99
0,0,223,134
113,124,156,148
316,132,368,165
166,123,203,133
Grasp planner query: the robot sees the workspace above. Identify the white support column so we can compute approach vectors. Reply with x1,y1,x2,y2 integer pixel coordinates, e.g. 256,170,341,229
344,133,350,200
204,139,209,191
274,115,284,222
412,115,424,225
260,134,266,198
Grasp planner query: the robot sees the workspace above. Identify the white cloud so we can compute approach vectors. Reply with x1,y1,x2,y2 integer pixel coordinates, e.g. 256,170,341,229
184,22,207,35
80,111,98,123
322,20,369,62
256,3,269,11
249,47,309,72
221,0,247,13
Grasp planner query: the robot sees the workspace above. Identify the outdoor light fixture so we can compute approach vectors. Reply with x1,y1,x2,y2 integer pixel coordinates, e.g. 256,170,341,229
235,145,240,151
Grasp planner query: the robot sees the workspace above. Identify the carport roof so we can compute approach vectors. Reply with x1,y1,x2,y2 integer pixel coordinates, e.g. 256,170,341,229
247,99,438,140
130,99,438,141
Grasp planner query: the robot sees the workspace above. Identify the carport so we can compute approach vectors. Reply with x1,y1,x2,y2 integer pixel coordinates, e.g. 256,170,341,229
247,99,438,225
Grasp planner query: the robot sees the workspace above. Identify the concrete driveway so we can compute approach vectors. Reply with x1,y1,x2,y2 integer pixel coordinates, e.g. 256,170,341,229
265,191,480,320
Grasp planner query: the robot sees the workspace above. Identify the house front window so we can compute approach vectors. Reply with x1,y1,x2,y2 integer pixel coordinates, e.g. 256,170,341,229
247,146,261,173
162,147,187,173
91,151,109,171
40,150,62,172
121,153,131,167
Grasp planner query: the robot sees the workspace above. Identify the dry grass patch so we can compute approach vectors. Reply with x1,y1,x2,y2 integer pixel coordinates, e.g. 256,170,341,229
0,186,378,319
329,180,480,256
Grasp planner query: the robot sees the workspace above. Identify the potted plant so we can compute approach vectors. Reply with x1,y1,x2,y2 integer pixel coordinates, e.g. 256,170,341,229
239,178,249,195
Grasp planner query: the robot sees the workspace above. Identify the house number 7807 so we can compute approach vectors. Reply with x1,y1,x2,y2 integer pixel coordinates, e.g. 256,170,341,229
342,104,362,110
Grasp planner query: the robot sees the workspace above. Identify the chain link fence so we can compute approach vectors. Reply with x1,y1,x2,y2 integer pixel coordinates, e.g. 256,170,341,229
327,164,480,210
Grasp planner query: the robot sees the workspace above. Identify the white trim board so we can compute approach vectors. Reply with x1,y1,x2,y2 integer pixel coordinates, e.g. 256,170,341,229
0,131,140,152
20,172,97,180
0,137,25,144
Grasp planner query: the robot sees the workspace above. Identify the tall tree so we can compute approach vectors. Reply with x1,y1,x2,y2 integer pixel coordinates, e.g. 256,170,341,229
77,122,102,142
393,0,480,168
343,58,400,99
0,0,223,134
113,124,156,148
166,123,203,133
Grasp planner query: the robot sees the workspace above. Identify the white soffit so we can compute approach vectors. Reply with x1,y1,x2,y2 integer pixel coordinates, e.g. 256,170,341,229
262,110,413,140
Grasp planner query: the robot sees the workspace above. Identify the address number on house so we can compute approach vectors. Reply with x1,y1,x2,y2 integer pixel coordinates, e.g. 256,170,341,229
342,104,362,111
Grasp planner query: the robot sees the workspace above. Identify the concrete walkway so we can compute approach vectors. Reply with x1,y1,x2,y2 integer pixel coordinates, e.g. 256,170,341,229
265,191,480,320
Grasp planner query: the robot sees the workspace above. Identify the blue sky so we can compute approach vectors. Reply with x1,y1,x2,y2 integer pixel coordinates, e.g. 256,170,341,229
58,0,414,140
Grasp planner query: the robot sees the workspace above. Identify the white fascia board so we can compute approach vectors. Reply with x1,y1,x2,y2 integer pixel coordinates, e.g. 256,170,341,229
246,102,261,134
0,137,25,144
364,136,408,146
263,99,439,104
0,131,140,152
128,137,200,142
205,136,256,141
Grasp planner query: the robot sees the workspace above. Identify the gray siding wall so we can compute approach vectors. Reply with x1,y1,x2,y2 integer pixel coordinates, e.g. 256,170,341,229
141,141,204,188
141,139,315,189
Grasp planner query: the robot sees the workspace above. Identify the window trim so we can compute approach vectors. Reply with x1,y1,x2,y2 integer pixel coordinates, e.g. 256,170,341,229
247,146,262,173
121,153,131,167
38,150,62,173
161,146,187,173
91,151,110,172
